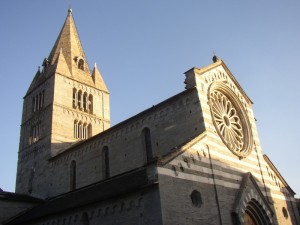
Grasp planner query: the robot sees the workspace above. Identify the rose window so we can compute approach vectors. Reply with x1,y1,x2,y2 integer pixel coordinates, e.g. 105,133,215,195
208,83,253,157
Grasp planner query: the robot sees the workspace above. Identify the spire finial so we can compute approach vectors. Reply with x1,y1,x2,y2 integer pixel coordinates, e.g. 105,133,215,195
68,7,72,14
94,62,97,68
212,51,220,63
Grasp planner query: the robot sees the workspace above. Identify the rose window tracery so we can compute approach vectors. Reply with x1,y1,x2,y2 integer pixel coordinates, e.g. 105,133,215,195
208,82,253,158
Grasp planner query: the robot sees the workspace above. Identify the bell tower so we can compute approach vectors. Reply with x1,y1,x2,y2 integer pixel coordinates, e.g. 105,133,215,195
16,9,110,196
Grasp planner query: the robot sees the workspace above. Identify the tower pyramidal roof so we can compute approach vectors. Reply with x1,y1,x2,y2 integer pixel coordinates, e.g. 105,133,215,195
48,8,90,74
26,9,108,95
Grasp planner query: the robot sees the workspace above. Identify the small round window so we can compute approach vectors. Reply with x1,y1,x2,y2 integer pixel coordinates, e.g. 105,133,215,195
190,190,202,208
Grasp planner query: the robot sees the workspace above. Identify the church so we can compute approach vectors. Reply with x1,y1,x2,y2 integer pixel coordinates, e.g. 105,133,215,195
0,9,299,225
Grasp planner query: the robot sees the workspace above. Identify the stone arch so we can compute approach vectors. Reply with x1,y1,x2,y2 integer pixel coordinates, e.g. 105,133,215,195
232,173,273,225
243,199,272,225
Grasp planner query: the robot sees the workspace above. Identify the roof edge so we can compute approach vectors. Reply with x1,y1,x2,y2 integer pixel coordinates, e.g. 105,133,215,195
263,154,296,196
158,132,207,166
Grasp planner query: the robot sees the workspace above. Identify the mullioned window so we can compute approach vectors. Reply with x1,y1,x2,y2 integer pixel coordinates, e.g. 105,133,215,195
74,120,92,140
32,90,45,112
73,88,93,114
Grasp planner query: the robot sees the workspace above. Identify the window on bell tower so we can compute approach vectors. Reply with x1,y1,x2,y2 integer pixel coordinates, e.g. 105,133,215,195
32,90,45,112
74,120,92,140
88,94,93,113
72,88,93,114
73,88,77,108
78,58,85,70
74,56,85,71
29,121,41,144
78,90,82,109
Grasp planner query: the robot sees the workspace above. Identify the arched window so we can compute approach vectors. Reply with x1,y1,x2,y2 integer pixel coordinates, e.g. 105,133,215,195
30,121,41,144
88,94,93,113
78,58,85,71
83,92,88,111
190,190,202,208
88,124,92,138
35,95,38,111
31,126,36,144
39,92,42,109
70,160,76,191
102,146,110,179
32,98,35,112
36,121,40,141
72,89,93,115
74,121,91,140
78,90,82,109
73,88,77,108
32,90,45,113
36,94,40,110
78,122,83,139
142,127,153,163
83,123,87,139
74,120,78,138
282,207,289,219
35,96,38,111
42,90,45,108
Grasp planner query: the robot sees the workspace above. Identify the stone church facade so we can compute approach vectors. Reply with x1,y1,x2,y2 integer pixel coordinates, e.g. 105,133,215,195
0,9,299,225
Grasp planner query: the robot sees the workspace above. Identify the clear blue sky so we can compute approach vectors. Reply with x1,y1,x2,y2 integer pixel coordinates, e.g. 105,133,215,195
0,1,299,197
